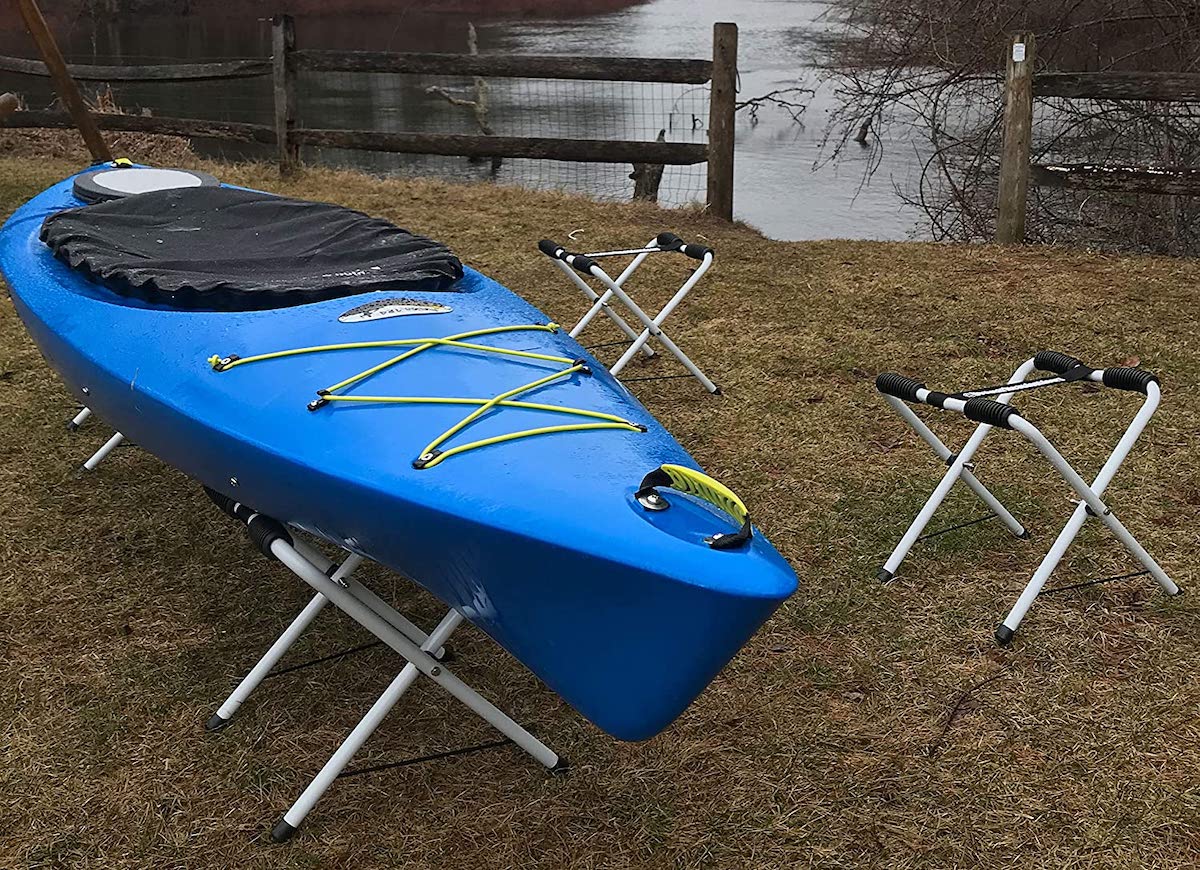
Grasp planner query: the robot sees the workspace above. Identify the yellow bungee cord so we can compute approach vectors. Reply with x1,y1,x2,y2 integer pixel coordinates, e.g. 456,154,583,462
208,322,645,469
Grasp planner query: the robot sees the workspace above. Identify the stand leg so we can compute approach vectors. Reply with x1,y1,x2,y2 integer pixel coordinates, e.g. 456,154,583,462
67,406,91,432
207,554,365,730
996,502,1087,644
272,609,461,842
81,431,125,472
265,540,563,841
884,396,1027,539
553,259,654,357
273,542,560,765
998,416,1180,644
878,420,995,581
206,592,330,731
612,329,719,393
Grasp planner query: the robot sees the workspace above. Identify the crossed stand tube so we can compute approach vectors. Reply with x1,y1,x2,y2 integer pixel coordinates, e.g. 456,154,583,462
875,350,1181,645
539,232,720,393
201,489,566,842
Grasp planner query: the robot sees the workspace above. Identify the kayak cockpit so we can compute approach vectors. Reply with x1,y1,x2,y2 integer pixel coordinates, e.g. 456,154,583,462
40,177,464,311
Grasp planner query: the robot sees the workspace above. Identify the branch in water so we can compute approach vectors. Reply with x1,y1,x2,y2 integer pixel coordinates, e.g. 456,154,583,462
736,87,814,126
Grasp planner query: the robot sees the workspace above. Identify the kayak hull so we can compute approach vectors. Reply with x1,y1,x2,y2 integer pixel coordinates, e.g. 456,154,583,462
1,171,797,741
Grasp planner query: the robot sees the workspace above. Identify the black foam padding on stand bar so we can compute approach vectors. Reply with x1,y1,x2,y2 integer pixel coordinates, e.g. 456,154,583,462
875,372,925,402
1102,366,1159,394
1034,350,1087,375
963,397,1020,429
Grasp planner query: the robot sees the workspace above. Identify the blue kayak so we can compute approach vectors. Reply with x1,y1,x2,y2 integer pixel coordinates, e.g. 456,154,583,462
1,167,797,741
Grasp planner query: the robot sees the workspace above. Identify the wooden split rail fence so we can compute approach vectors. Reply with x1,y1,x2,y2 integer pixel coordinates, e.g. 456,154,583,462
996,32,1200,242
0,15,739,218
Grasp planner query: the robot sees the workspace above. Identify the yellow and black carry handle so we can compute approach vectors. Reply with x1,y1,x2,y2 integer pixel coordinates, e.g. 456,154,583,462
635,463,753,550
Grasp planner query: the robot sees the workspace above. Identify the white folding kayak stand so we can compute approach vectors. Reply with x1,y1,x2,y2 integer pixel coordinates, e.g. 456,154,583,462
201,487,566,843
67,404,127,472
874,350,1180,645
538,232,721,393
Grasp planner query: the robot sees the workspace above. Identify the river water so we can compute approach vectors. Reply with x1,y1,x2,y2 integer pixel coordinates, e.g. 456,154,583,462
0,0,929,240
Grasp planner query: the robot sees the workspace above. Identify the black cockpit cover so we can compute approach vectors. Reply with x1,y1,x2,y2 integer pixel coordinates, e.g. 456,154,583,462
40,186,464,310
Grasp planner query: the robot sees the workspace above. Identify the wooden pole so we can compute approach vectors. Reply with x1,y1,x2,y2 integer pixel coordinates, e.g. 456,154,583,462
706,22,737,221
14,0,111,161
996,32,1035,243
272,14,299,177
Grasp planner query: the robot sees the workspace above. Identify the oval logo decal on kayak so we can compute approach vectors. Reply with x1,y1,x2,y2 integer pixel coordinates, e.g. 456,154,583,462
338,298,452,323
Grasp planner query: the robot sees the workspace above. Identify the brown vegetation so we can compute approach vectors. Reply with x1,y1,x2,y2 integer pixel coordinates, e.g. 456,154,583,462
2,149,1200,868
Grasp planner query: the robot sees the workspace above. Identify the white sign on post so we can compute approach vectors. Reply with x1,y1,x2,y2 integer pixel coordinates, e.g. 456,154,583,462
1013,42,1026,63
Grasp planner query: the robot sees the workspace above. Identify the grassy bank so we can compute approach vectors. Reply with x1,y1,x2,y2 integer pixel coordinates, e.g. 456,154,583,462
2,151,1199,870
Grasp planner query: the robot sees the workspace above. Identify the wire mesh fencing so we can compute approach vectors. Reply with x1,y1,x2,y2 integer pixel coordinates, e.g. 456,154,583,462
0,26,711,207
294,71,709,206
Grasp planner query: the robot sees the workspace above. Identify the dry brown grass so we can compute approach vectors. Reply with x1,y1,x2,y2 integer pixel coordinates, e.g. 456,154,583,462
1,144,1199,869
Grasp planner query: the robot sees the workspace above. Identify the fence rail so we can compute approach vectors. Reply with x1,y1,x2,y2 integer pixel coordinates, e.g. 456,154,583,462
0,15,737,217
996,34,1200,241
1034,71,1200,103
291,49,713,83
0,55,272,82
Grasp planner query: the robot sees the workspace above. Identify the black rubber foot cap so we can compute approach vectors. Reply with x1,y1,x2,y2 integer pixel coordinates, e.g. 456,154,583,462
712,387,723,396
271,819,297,844
995,624,1015,646
550,757,570,776
1017,530,1032,540
876,567,894,583
205,712,231,732
66,421,80,433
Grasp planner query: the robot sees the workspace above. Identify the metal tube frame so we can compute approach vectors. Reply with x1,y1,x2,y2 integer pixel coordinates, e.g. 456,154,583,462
81,430,125,471
69,406,129,472
67,406,92,432
551,238,719,393
879,357,1179,645
878,357,1035,581
206,532,563,843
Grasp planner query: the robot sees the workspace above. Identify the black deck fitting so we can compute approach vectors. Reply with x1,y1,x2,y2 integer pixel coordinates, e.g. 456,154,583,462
712,387,723,395
550,757,571,775
204,712,232,733
995,624,1015,646
67,420,80,433
270,819,297,844
876,567,894,583
1017,529,1032,540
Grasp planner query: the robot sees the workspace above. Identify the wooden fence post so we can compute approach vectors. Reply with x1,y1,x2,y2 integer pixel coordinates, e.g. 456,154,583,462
706,22,737,221
996,32,1035,243
272,14,299,177
14,0,111,162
